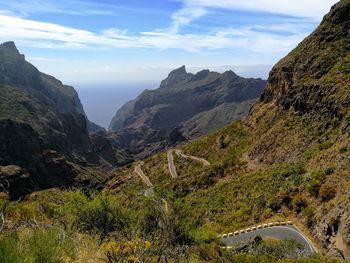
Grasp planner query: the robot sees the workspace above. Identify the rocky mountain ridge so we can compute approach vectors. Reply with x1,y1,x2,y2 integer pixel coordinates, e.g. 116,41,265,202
245,0,350,257
104,0,350,259
109,66,266,159
0,42,115,197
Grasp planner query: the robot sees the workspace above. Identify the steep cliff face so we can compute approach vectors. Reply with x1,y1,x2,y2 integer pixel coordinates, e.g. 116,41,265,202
246,0,350,165
260,0,350,116
0,42,112,197
245,0,350,258
0,42,94,154
109,66,266,158
0,119,78,198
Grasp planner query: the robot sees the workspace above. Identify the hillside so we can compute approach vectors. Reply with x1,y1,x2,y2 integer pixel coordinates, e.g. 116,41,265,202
103,0,350,260
109,66,266,159
0,1,349,262
0,42,114,197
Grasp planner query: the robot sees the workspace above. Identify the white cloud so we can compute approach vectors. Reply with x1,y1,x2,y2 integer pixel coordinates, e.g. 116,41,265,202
0,14,309,54
102,28,129,38
184,0,338,20
0,0,116,16
170,5,207,33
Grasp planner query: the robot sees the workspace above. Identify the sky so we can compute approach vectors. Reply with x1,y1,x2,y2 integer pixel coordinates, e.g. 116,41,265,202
0,0,339,127
0,0,339,86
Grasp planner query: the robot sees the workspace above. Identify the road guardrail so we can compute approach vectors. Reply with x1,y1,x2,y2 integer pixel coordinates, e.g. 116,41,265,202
219,221,293,239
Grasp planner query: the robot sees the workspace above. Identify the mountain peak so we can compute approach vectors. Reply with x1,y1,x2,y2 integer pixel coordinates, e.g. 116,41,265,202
168,65,187,77
0,41,20,54
325,0,350,24
160,65,189,89
222,70,239,78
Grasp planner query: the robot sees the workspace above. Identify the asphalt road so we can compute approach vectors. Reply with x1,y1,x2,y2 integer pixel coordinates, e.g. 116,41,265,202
167,150,178,178
175,149,210,166
135,164,153,187
221,225,316,255
135,163,154,197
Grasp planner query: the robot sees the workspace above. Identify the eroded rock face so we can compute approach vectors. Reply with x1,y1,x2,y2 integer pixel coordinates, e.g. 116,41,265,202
0,165,32,199
0,42,112,197
312,203,350,259
109,66,266,159
259,0,350,118
245,0,350,259
0,119,78,198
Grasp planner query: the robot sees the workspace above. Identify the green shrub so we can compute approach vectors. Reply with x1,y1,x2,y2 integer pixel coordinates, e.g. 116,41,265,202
0,228,77,263
66,191,128,240
28,228,70,263
273,162,305,187
346,126,350,137
306,168,334,198
292,194,307,213
302,207,315,227
319,182,336,202
0,235,22,263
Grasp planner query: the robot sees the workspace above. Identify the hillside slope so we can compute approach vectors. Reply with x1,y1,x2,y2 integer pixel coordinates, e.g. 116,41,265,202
105,0,350,260
109,66,266,159
0,42,112,197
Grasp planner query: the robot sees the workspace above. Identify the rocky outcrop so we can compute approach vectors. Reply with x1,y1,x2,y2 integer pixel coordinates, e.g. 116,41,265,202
109,66,266,159
312,202,350,259
0,165,32,199
0,119,78,198
0,42,114,197
259,0,350,118
245,0,350,259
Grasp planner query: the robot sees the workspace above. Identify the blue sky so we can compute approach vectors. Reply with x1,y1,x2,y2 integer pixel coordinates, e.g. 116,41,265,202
0,0,339,86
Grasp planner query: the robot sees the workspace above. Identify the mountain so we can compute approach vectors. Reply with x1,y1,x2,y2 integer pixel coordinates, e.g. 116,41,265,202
0,42,112,197
109,66,266,158
104,0,350,260
244,0,350,257
248,0,350,163
0,1,349,262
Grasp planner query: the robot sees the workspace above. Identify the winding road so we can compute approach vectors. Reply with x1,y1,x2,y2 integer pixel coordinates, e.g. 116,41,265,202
175,149,210,166
167,150,178,178
135,153,316,257
136,152,316,257
167,149,210,179
221,224,316,256
134,162,154,197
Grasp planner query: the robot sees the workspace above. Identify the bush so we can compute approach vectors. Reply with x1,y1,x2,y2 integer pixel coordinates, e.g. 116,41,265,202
254,239,304,260
223,239,307,262
0,235,21,263
306,168,334,198
319,183,336,202
292,194,307,213
0,228,77,263
101,238,151,263
301,207,315,227
339,146,347,154
66,191,128,241
27,228,75,263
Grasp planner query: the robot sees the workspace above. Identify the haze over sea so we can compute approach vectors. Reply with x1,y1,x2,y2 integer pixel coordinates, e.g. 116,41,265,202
77,83,155,129
75,65,272,128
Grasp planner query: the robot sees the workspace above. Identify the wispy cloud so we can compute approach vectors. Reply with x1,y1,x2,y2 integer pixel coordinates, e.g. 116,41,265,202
0,0,116,16
0,13,309,54
183,0,339,20
170,5,207,33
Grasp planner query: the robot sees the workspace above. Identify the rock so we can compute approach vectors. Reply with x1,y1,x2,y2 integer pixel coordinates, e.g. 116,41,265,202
0,42,118,197
109,66,266,159
0,165,33,199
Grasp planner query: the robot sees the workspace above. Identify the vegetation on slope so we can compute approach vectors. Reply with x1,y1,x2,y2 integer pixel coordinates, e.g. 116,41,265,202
0,0,350,262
